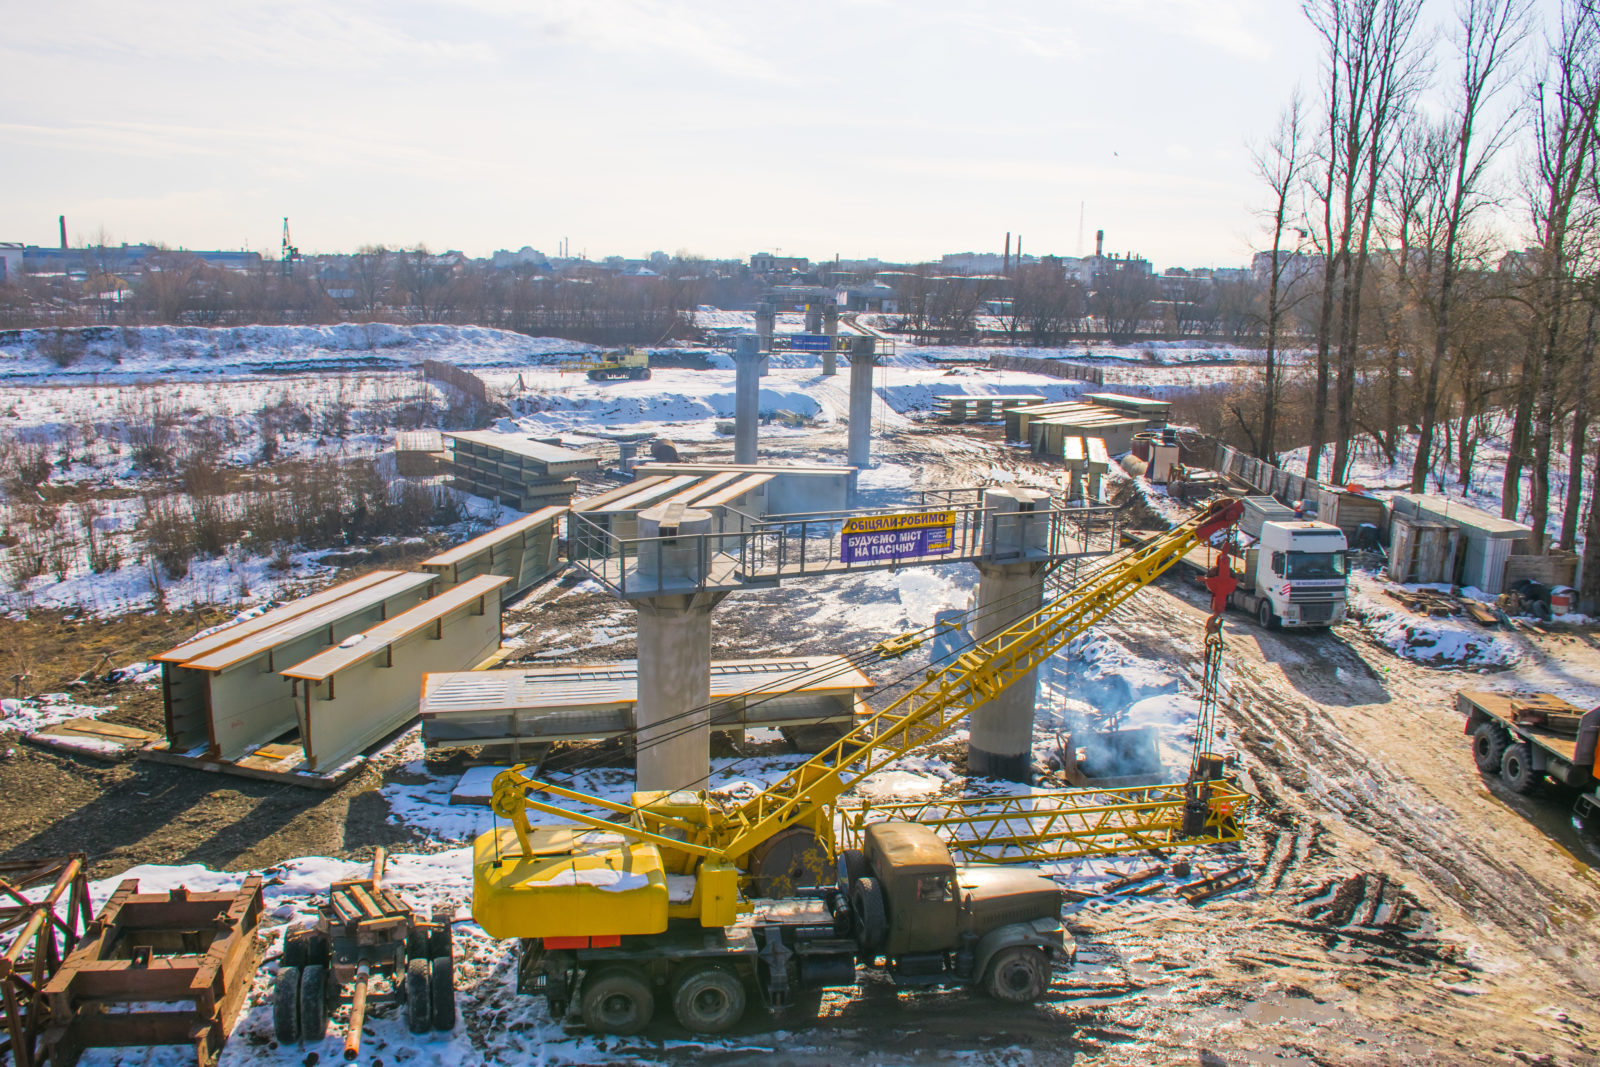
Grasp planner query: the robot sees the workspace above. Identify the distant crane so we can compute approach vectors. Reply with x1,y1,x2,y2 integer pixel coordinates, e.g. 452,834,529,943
281,217,300,278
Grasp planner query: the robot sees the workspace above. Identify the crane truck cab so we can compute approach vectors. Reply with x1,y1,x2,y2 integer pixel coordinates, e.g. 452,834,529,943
840,821,1071,1003
1229,520,1349,629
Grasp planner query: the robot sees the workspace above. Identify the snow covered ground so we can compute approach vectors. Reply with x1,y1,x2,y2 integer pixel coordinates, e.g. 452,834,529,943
0,324,591,382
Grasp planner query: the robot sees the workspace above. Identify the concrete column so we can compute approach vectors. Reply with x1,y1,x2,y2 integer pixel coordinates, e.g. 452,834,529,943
822,305,839,376
804,303,823,333
969,486,1052,783
846,335,877,471
633,502,727,793
755,302,775,353
732,334,761,466
634,593,720,793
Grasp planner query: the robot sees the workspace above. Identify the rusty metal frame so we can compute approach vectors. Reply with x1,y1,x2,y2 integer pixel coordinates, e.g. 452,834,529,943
0,856,91,1067
41,877,263,1067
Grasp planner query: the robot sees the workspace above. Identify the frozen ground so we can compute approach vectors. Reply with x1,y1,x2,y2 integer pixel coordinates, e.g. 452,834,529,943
0,324,590,381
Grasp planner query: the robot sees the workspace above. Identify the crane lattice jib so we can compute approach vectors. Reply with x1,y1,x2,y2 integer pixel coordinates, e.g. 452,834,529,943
715,496,1245,861
838,779,1251,864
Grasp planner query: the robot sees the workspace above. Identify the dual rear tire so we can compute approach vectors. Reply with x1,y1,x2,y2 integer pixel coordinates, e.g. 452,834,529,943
578,964,747,1036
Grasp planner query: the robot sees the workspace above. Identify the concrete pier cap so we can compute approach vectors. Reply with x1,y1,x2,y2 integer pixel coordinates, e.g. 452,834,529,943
981,484,1053,560
637,503,714,590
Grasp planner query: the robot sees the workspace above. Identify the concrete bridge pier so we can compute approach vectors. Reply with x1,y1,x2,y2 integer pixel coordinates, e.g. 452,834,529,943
846,335,878,472
805,303,823,334
733,333,762,465
633,504,728,793
822,305,839,376
968,485,1053,783
755,302,775,352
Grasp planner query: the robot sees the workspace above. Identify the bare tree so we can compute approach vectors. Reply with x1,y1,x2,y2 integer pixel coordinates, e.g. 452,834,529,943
1506,0,1600,543
1409,0,1531,495
1252,94,1309,463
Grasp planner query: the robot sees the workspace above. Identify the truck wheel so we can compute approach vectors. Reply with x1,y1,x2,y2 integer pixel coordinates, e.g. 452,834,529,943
403,958,432,1034
837,848,869,890
1501,744,1541,794
581,967,655,1035
1257,600,1277,630
273,965,301,1044
851,876,886,954
1472,723,1507,773
984,946,1049,1004
299,964,329,1042
430,956,456,1031
671,965,746,1033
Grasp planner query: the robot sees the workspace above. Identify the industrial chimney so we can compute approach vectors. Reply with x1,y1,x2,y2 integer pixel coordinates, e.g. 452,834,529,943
1003,232,1011,275
1095,229,1104,258
59,216,67,251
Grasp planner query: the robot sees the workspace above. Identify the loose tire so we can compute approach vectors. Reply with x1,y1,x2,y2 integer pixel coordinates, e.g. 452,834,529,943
670,966,746,1034
430,956,456,1032
1501,743,1541,794
281,932,309,969
580,967,654,1035
984,946,1050,1004
403,958,432,1034
1472,723,1507,774
1257,600,1277,630
428,911,454,959
851,876,887,954
299,965,329,1042
273,966,301,1044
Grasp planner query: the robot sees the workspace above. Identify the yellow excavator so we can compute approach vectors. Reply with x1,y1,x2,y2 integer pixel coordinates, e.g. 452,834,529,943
471,497,1249,1033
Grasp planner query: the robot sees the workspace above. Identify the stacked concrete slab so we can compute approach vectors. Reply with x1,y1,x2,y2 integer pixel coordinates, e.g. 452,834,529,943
445,431,598,509
419,655,871,751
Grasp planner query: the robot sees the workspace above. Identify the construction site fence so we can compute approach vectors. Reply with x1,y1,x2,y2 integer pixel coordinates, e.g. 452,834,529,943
1213,443,1390,538
422,359,492,405
987,354,1106,384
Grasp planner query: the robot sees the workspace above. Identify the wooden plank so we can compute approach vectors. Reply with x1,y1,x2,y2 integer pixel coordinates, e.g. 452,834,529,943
138,742,363,791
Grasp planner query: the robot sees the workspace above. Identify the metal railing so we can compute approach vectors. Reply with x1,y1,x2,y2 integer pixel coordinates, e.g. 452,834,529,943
567,501,1125,599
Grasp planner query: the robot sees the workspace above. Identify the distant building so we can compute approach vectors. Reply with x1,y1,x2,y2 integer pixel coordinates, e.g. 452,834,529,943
750,252,808,274
1251,250,1321,285
22,244,262,272
0,243,22,286
491,246,550,271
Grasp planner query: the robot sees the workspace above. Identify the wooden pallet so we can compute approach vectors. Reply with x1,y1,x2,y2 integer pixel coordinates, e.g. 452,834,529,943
23,718,158,762
139,740,365,790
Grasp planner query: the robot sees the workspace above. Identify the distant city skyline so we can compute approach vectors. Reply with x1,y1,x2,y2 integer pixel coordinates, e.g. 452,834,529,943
3,1,1533,269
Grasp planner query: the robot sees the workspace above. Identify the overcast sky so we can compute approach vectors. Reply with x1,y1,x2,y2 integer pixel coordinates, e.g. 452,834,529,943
0,0,1527,269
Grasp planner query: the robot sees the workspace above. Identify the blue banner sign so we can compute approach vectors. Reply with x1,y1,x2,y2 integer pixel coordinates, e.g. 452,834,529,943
789,333,833,351
840,511,956,564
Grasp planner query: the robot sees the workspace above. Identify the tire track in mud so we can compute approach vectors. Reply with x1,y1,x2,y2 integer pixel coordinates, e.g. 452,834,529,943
1119,591,1600,993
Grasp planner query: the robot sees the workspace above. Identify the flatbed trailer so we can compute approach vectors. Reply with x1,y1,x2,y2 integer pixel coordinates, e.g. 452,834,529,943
1460,691,1600,796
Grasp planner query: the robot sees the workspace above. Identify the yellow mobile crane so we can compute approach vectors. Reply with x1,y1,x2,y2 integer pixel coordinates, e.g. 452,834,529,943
472,497,1249,1032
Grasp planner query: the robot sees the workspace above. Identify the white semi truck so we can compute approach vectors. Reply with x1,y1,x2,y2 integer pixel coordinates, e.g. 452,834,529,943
1176,508,1349,630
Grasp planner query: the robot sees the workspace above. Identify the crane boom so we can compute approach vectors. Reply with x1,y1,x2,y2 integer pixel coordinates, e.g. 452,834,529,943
713,495,1244,859
484,496,1245,898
